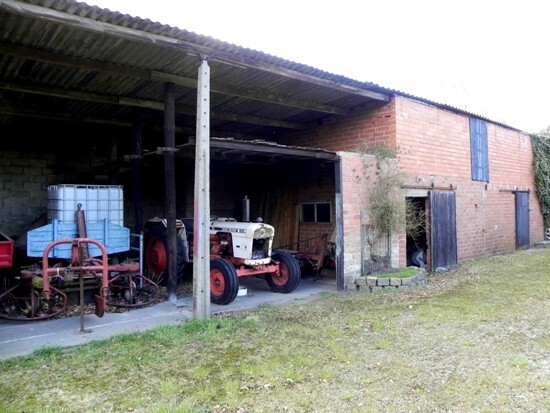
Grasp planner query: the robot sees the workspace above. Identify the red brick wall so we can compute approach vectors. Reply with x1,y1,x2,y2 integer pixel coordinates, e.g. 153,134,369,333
279,104,397,277
395,96,544,265
279,104,396,151
338,152,401,276
279,96,543,277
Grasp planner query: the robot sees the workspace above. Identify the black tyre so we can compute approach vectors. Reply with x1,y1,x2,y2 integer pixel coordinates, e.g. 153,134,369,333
210,258,239,305
266,251,301,293
144,225,186,285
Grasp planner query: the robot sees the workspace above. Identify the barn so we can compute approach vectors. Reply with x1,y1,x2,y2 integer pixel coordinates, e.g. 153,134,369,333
0,0,544,313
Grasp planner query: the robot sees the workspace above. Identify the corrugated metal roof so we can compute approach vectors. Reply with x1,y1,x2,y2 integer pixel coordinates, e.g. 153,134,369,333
0,0,523,151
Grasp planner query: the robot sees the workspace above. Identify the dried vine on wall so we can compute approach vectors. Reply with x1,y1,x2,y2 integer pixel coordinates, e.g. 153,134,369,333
355,143,427,272
531,134,550,230
356,145,403,237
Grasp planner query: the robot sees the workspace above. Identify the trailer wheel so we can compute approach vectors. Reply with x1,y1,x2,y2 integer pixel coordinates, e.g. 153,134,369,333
144,225,186,285
266,251,301,294
210,258,239,305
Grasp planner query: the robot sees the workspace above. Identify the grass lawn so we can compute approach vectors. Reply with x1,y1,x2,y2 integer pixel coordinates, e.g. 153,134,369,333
373,267,421,278
0,248,549,413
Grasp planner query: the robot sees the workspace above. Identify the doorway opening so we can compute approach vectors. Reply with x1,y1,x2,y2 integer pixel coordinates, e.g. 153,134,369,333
406,197,427,268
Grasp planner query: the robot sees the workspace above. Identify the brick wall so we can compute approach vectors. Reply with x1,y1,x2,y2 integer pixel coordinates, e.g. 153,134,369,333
280,95,543,278
337,152,402,278
279,101,395,277
395,96,544,264
279,104,396,152
279,104,397,278
338,152,368,276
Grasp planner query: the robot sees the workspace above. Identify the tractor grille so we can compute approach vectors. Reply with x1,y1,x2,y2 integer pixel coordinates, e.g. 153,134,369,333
251,238,269,259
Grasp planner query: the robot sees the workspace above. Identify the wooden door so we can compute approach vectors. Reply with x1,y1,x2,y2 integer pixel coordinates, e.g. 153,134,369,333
515,191,530,249
429,191,457,270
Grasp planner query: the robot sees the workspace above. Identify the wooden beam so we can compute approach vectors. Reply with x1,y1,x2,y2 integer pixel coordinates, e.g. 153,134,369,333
186,137,339,161
206,108,304,130
132,110,144,234
152,70,349,115
164,82,178,303
0,42,149,79
0,106,197,137
0,80,305,129
0,106,131,127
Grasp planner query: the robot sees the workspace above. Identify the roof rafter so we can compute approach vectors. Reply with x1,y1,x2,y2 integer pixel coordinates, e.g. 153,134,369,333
0,80,306,130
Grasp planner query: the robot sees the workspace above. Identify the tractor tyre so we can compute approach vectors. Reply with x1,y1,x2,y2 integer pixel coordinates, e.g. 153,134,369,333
210,258,239,305
266,251,301,294
144,225,186,285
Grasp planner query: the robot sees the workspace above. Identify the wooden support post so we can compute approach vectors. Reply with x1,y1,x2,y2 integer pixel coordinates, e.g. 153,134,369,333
193,59,211,319
164,82,177,303
132,111,143,234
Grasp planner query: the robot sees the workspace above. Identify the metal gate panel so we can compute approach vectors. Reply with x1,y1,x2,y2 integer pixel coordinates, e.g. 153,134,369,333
515,192,530,249
429,191,457,270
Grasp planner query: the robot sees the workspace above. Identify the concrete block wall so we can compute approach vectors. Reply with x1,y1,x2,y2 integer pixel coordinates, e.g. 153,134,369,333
0,148,111,242
1,149,63,239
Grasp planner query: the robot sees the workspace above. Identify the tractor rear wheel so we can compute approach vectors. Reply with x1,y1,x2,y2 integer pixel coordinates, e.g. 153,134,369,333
144,225,186,285
210,258,239,305
266,251,301,293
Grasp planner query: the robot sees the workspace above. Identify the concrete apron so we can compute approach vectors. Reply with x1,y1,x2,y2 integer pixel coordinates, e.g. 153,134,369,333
0,276,335,360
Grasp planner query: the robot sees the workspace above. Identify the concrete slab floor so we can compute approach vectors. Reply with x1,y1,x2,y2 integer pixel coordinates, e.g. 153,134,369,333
0,276,336,360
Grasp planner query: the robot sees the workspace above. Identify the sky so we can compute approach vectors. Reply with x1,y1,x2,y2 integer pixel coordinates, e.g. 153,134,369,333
87,0,549,133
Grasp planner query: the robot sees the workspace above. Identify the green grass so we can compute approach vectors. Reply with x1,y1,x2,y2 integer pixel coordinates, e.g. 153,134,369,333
375,267,420,278
0,249,549,413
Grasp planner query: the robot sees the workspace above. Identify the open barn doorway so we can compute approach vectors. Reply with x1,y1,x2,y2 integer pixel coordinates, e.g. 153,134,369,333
406,197,427,268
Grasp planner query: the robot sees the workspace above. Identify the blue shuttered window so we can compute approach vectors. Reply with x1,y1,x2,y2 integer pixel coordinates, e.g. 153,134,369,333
470,118,490,182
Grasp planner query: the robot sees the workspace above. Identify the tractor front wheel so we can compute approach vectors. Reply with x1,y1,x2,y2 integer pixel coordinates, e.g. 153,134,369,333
266,251,301,294
210,258,239,305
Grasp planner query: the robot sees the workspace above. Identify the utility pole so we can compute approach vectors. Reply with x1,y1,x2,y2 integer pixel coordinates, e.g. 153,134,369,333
193,59,211,318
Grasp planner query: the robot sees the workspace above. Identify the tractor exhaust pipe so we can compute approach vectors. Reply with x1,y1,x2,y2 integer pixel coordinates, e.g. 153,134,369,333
242,195,250,222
